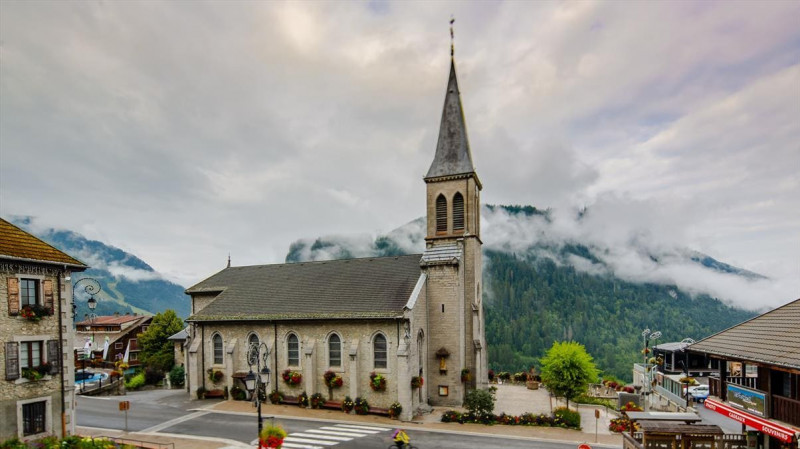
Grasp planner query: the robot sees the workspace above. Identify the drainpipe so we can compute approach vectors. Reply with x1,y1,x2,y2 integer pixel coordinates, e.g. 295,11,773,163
201,326,206,390
57,267,67,437
274,323,279,391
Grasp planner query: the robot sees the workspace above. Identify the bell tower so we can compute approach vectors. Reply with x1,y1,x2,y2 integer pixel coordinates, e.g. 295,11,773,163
422,56,487,406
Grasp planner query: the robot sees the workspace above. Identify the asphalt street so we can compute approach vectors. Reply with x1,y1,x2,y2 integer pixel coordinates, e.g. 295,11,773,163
77,390,609,449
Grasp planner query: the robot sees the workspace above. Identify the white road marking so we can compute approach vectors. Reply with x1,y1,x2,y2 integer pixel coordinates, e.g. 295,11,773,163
139,411,209,433
281,443,324,449
304,429,359,438
320,426,380,437
332,423,388,432
292,432,351,441
284,436,337,445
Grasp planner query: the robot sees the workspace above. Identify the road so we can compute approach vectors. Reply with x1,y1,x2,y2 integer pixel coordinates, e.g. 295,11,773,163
77,390,607,449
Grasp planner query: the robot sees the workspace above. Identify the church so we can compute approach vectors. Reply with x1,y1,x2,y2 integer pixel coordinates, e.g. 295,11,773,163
185,54,487,421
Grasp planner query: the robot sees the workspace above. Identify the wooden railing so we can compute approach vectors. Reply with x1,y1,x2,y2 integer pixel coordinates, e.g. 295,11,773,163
772,395,800,427
623,432,644,449
708,376,761,399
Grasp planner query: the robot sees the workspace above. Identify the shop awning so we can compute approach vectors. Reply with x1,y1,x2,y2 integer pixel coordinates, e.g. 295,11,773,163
705,398,799,443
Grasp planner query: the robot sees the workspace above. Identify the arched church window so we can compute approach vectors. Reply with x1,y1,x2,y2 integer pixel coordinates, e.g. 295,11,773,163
436,194,447,232
329,334,341,367
287,333,299,366
212,334,223,365
248,333,259,350
453,192,464,231
373,334,387,369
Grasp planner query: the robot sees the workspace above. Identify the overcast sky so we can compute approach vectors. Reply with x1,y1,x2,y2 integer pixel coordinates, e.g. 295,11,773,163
1,1,798,307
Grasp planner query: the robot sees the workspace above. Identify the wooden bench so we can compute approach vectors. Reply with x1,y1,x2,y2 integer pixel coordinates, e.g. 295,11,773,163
368,407,390,416
204,389,225,399
281,395,300,405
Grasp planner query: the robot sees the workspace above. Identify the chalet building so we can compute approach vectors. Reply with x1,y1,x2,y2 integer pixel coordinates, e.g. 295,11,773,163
688,298,800,449
185,55,488,420
0,218,87,441
74,314,152,367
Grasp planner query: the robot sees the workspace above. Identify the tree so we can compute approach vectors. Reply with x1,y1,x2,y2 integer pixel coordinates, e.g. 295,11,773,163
138,309,185,372
540,341,599,408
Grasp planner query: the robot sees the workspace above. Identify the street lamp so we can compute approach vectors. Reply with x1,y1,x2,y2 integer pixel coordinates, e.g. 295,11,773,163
245,342,271,436
641,328,661,411
72,277,101,319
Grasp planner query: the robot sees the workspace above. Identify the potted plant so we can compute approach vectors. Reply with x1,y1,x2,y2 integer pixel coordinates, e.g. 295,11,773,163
354,397,369,415
298,391,309,408
259,423,287,449
388,402,402,419
268,389,283,404
310,393,325,409
282,369,302,386
196,386,207,399
461,368,471,383
22,368,43,381
341,396,355,413
369,372,386,392
410,376,423,389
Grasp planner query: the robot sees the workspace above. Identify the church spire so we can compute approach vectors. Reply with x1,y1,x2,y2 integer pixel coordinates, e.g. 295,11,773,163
425,38,475,179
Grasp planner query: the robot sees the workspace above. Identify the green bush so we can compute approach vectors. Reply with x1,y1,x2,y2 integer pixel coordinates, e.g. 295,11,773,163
574,394,615,408
125,372,145,390
554,406,581,429
144,367,164,385
464,388,495,419
169,365,185,387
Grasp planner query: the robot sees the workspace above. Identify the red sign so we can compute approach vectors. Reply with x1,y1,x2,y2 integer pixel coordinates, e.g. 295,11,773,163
705,398,798,443
578,444,592,449
118,401,130,411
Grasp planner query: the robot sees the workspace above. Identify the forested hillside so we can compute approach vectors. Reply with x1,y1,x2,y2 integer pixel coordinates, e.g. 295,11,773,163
484,249,754,380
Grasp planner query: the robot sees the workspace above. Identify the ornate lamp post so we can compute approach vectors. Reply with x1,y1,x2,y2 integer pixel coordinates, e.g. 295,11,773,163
641,328,661,411
73,278,101,392
245,342,271,436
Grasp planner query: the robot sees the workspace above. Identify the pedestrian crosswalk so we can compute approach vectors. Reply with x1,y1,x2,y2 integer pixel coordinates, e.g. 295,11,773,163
253,423,390,449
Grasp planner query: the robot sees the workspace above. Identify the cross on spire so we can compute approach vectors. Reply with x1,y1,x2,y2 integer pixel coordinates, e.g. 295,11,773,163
450,16,455,57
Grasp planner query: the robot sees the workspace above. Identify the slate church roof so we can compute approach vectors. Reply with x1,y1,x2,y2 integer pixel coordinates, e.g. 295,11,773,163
689,298,800,370
186,254,424,322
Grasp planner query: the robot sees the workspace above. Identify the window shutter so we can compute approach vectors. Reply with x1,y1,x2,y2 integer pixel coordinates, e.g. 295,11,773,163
43,280,54,313
6,341,20,380
436,195,448,232
47,340,60,374
453,192,465,231
7,278,20,315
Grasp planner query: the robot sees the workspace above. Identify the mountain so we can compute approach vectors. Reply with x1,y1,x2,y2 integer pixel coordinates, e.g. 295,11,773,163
286,205,758,381
10,217,190,320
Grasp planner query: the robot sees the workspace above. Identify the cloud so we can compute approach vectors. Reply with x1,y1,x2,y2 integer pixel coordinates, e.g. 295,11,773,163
481,205,800,311
0,1,797,300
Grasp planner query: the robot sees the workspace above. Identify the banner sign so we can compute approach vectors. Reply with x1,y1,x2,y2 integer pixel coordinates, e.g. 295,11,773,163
727,384,767,417
705,399,797,443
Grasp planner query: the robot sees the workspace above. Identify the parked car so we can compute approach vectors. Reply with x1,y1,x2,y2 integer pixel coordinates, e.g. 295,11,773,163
690,385,710,402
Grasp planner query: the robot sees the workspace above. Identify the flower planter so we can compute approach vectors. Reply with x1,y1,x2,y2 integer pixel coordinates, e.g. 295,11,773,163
526,380,540,390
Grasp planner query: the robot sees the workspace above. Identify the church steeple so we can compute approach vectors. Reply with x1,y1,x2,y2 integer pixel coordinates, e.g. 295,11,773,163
425,59,476,179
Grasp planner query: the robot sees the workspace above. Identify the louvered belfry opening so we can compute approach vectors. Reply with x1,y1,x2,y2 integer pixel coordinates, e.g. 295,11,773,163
453,192,465,231
436,194,448,232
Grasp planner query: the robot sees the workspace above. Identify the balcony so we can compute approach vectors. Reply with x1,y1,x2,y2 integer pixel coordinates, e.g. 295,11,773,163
772,395,800,428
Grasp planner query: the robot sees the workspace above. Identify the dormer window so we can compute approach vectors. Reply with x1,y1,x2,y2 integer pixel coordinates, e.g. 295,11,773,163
436,194,447,233
453,192,464,231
